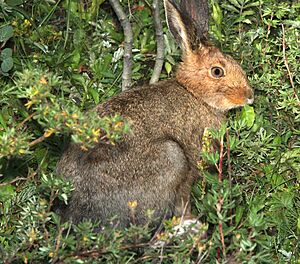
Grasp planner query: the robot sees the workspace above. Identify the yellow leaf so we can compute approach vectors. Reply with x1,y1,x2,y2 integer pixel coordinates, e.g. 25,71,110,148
30,87,39,96
39,76,47,84
80,145,88,151
23,19,32,27
44,128,55,138
72,113,78,119
19,149,26,154
114,121,123,128
25,100,33,109
92,128,100,136
127,200,138,209
28,228,36,243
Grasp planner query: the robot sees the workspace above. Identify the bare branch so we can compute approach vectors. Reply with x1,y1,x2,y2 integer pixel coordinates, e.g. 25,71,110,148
0,177,28,187
109,0,133,91
16,113,35,130
150,0,164,84
29,135,46,147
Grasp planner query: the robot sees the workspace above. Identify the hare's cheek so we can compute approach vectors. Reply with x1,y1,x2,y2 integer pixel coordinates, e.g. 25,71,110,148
227,95,246,106
204,95,231,111
219,97,240,110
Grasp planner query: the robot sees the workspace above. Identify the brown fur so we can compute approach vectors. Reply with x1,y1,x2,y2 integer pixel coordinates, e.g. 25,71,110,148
177,46,252,110
56,0,254,227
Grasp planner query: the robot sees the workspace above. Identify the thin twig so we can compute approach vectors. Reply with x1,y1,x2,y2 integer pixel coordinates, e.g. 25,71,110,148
109,0,133,91
0,177,28,187
264,12,273,56
16,113,35,130
52,227,65,264
63,0,71,49
29,135,46,147
218,135,224,183
218,220,225,257
127,0,132,18
226,129,233,225
150,0,164,84
225,129,232,187
281,24,300,106
217,134,226,259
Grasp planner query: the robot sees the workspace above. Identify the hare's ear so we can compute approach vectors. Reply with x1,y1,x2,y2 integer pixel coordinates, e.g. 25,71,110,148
164,0,192,54
164,0,209,54
180,0,209,41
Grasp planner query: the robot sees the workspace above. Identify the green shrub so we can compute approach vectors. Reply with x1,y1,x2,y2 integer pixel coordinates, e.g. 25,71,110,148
0,0,299,263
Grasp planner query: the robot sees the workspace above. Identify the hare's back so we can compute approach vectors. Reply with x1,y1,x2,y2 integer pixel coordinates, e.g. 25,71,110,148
95,80,194,119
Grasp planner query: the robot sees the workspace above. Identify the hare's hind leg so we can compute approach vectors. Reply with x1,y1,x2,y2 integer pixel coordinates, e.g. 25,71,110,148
161,141,196,219
173,169,196,219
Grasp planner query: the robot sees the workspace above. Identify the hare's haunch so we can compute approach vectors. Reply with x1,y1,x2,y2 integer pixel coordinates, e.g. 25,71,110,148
56,0,254,227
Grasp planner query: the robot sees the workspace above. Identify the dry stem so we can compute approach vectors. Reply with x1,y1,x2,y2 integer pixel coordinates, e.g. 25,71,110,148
281,24,300,106
217,134,226,258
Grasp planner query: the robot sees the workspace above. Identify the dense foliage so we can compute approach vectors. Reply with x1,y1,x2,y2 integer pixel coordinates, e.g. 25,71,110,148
0,0,299,263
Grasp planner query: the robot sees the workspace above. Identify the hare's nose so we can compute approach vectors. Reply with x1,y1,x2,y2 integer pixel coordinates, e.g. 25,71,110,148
246,89,254,104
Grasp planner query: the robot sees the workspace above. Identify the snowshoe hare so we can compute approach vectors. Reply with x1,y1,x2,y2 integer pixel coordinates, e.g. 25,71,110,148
56,0,254,227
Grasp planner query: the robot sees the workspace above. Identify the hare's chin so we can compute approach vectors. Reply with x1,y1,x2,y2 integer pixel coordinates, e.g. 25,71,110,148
247,98,254,104
225,97,254,110
206,101,240,111
213,100,250,112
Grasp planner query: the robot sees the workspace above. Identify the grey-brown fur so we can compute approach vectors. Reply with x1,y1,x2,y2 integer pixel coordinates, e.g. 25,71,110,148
57,81,225,226
56,0,254,227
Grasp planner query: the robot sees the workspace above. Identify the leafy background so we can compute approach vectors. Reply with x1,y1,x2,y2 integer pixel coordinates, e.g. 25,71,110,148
0,0,299,263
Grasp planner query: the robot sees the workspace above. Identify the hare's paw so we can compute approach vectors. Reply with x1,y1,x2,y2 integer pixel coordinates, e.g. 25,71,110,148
173,218,205,236
151,218,207,248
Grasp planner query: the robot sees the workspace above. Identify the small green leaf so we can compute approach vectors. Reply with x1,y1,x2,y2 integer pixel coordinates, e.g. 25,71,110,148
212,3,223,25
1,48,13,59
242,10,255,16
0,185,15,201
61,193,68,204
71,50,81,67
0,25,13,42
33,42,48,53
227,0,241,8
89,87,100,104
6,0,24,6
285,20,300,28
243,19,252,24
165,62,172,75
165,54,175,65
1,57,13,72
0,112,7,129
251,123,259,133
222,4,239,13
273,136,282,145
235,206,244,225
241,105,255,128
244,1,260,8
73,29,86,47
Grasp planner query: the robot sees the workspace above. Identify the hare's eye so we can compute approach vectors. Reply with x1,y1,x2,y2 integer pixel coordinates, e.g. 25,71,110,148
211,67,225,78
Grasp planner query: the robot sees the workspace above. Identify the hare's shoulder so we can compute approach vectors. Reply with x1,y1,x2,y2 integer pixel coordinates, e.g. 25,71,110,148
95,80,190,116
